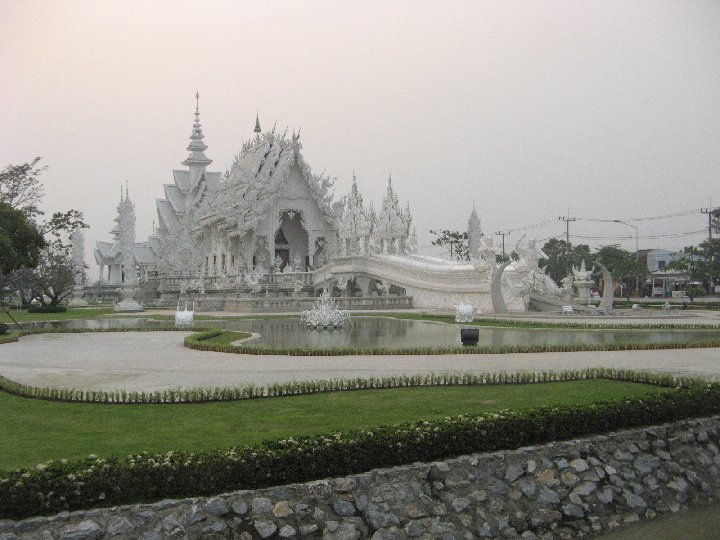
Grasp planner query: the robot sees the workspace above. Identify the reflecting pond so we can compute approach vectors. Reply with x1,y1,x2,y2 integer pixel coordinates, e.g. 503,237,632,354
21,317,720,351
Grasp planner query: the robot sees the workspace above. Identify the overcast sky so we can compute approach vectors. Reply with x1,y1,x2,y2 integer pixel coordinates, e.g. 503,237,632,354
1,0,719,267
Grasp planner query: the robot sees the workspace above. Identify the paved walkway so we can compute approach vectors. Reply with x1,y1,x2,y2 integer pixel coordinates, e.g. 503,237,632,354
2,331,720,392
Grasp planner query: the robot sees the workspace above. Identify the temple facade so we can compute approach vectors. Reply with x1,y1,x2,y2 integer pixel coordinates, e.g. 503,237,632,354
91,94,581,314
95,95,414,287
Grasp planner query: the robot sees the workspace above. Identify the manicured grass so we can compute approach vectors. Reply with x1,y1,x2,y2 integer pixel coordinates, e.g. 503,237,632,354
0,380,672,471
0,308,114,324
196,330,252,346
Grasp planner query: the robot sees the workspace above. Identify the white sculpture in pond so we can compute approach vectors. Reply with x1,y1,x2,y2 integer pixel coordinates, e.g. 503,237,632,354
300,289,351,328
455,302,474,323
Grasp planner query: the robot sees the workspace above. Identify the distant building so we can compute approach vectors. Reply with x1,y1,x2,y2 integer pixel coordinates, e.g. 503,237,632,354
637,249,688,297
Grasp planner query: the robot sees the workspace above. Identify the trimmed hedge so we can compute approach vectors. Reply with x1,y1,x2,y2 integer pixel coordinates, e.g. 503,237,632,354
0,367,705,405
26,305,67,314
2,384,720,519
0,322,8,336
0,332,18,345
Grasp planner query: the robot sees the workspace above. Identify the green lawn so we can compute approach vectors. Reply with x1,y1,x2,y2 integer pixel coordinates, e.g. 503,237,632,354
193,330,252,346
0,308,114,324
0,380,672,471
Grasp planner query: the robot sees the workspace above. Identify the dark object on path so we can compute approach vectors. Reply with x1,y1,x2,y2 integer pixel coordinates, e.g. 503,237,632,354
460,328,479,346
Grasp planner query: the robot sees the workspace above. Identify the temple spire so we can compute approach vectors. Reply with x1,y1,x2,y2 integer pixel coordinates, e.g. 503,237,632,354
254,111,261,134
182,91,212,167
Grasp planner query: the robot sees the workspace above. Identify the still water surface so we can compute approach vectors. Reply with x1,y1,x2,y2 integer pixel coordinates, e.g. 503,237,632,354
23,317,719,351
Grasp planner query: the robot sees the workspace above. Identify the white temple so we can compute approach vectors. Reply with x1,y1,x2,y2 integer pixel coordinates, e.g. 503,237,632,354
90,94,582,313
94,187,155,284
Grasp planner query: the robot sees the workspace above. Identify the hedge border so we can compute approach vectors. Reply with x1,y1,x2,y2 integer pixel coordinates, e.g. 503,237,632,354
0,366,706,405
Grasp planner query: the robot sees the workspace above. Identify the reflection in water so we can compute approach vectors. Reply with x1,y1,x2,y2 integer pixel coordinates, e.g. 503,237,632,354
208,318,714,351
21,317,717,351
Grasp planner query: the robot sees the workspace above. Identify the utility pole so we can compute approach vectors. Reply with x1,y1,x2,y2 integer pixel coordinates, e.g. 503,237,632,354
701,207,719,294
613,220,640,297
494,231,509,258
558,216,576,244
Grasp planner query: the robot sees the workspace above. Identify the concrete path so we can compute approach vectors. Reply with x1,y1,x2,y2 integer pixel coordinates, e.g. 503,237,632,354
2,331,720,392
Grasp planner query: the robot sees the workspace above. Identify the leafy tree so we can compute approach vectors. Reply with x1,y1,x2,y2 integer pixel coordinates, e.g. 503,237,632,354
0,203,46,325
0,157,46,220
0,159,87,309
430,229,469,261
667,241,720,293
495,252,520,264
538,239,592,286
0,203,46,276
593,244,647,296
26,246,76,307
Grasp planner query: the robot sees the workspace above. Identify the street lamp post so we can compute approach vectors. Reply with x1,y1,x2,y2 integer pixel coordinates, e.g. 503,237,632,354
613,219,640,298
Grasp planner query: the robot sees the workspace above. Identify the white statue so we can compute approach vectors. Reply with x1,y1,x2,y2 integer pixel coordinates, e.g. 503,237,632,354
292,279,304,299
573,260,593,282
244,272,263,293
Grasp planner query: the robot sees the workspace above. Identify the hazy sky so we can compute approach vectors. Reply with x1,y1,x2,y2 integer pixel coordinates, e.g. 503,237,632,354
2,0,719,265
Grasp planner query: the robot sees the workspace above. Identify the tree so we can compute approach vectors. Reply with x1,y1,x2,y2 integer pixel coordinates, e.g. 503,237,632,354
667,241,720,293
593,244,647,296
430,229,469,261
26,247,76,306
0,159,87,309
0,157,46,220
538,239,592,286
0,202,46,324
0,203,46,276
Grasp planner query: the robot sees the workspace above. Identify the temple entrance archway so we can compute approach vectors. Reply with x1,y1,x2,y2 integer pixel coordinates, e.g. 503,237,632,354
275,210,309,271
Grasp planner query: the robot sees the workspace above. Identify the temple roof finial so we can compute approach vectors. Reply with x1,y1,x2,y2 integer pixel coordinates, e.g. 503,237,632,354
182,91,212,168
254,111,261,134
125,181,129,201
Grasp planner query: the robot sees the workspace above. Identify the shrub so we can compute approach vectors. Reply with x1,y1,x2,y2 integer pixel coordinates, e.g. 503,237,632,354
26,305,67,314
2,384,720,519
0,323,7,335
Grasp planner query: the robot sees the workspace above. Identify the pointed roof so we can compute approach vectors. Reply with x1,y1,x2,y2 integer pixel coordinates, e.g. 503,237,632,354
254,112,262,134
182,91,213,168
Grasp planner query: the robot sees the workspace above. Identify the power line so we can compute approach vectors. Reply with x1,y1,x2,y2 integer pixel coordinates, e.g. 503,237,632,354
576,209,698,223
572,229,706,241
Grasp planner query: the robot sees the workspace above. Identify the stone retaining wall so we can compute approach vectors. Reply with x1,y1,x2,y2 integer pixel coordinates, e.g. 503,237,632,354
3,416,720,539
